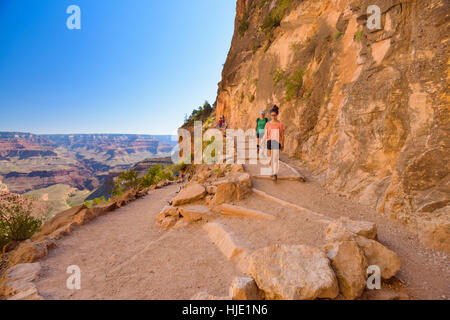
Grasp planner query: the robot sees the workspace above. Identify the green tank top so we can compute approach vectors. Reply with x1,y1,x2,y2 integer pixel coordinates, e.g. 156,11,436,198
256,118,268,133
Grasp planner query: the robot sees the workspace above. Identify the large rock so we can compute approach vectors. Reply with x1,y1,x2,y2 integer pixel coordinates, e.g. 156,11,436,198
33,205,86,241
213,181,237,205
7,240,49,266
229,277,263,300
1,263,42,297
416,218,450,253
355,236,401,280
325,240,368,300
336,217,377,240
249,245,339,300
172,184,206,206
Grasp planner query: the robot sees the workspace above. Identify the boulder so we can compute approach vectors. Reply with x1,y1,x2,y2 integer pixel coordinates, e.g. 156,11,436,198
7,240,48,266
5,263,42,283
229,277,263,300
236,173,252,200
115,189,137,208
1,263,42,297
33,205,86,241
88,202,117,217
355,236,401,280
213,181,237,205
179,205,214,222
336,217,377,240
73,209,97,226
325,222,356,243
416,218,450,253
249,245,339,300
325,240,368,300
172,184,206,206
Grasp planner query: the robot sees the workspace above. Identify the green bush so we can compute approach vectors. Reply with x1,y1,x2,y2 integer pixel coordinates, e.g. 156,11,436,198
284,69,304,101
271,68,286,84
334,31,343,41
84,196,109,208
238,12,250,37
183,101,214,127
355,30,364,43
0,194,42,248
261,0,291,35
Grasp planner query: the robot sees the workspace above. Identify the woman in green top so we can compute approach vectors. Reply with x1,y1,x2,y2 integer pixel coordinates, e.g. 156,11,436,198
255,110,268,152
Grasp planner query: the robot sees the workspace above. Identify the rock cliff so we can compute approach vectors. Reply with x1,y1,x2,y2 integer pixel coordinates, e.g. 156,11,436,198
216,0,449,223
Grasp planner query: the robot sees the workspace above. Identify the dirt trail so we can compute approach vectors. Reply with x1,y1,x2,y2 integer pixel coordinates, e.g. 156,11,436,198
35,154,449,300
35,185,242,300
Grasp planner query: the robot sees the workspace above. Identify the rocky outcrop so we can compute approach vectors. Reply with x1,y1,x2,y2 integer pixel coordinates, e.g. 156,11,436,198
249,245,339,300
216,0,449,230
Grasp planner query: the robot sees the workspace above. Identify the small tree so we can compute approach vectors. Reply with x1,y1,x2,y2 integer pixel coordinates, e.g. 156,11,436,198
0,193,43,249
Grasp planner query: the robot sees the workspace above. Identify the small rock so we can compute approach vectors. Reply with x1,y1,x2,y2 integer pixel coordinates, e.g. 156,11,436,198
229,277,263,300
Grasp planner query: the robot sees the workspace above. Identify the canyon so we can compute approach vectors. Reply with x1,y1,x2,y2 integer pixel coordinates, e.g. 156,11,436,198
0,132,177,194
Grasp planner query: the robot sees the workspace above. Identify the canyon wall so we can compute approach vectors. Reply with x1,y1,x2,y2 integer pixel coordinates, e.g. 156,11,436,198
216,0,449,223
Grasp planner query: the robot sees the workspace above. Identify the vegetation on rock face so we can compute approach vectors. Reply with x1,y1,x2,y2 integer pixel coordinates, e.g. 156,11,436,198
284,69,304,101
261,0,292,35
355,30,364,43
238,12,250,38
183,101,214,128
0,193,43,249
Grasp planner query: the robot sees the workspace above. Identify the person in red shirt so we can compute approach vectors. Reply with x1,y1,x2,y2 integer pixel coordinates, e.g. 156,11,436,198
264,105,285,181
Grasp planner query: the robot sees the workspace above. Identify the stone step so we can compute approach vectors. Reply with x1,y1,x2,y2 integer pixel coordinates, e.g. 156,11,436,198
220,204,276,221
203,222,247,261
252,175,304,182
252,188,330,221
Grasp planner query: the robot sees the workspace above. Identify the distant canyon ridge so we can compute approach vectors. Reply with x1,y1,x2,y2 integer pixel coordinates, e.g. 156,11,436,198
0,132,177,194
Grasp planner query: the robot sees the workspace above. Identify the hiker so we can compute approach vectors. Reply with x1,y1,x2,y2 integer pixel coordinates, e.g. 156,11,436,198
264,105,285,182
218,118,223,129
255,110,268,153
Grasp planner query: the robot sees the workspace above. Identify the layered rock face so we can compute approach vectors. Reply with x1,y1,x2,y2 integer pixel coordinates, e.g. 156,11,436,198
0,133,177,193
216,0,449,222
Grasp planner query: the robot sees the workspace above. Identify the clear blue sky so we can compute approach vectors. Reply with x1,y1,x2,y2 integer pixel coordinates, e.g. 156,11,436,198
0,0,235,135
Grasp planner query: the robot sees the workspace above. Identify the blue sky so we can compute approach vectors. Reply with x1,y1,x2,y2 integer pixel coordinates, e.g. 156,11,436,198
0,0,235,135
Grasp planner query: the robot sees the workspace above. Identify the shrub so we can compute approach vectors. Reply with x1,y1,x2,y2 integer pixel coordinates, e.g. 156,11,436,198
238,12,250,37
0,193,43,248
334,31,343,40
284,69,304,101
261,0,291,35
183,101,214,127
355,30,364,43
248,94,255,103
271,68,286,84
259,0,271,9
85,196,108,208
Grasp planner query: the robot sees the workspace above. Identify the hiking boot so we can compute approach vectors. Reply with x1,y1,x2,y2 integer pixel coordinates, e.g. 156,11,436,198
272,174,277,182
